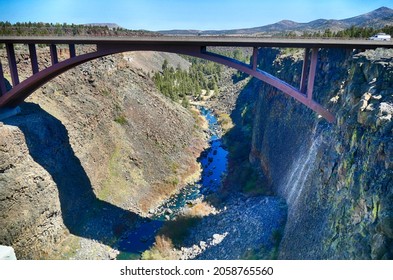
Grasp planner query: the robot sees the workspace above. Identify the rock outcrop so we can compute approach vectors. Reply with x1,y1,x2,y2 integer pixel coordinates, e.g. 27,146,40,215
0,123,67,259
248,47,393,259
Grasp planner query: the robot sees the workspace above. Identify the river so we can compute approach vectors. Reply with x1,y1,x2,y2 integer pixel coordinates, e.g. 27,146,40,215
153,106,228,218
116,107,229,259
116,106,286,260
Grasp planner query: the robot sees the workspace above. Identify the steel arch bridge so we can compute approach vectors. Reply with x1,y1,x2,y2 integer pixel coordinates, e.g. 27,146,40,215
0,36,392,123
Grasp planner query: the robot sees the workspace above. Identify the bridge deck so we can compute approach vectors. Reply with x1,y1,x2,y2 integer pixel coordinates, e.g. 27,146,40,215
1,36,393,49
1,35,392,122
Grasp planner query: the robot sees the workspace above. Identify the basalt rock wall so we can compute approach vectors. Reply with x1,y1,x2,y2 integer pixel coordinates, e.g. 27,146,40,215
249,47,393,259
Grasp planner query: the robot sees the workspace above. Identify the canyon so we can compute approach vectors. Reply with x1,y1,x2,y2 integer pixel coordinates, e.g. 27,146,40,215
0,43,392,259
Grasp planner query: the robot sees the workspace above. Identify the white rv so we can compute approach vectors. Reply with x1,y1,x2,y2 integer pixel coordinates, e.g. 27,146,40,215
369,33,391,41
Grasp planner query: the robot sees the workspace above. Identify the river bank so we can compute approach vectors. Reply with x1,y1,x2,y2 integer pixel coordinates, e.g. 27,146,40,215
180,194,287,259
135,107,287,260
37,106,287,260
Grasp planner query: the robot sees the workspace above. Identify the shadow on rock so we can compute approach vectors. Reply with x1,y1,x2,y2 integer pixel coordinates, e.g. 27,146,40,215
4,103,156,255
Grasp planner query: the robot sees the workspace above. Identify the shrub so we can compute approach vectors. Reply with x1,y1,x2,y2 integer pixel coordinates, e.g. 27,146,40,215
218,113,234,132
114,114,127,125
182,201,217,217
141,235,180,260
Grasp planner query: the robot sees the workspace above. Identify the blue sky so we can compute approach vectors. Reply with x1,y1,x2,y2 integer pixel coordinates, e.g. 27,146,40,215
0,0,392,31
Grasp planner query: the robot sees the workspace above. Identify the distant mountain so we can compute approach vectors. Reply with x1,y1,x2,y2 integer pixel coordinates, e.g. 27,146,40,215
159,6,393,35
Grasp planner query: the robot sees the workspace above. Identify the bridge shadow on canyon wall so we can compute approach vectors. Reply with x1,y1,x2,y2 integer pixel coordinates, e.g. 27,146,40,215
4,103,156,255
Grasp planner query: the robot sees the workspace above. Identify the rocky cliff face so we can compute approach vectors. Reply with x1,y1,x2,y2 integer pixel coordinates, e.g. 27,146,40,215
1,43,391,260
0,47,205,259
0,123,67,259
249,47,393,259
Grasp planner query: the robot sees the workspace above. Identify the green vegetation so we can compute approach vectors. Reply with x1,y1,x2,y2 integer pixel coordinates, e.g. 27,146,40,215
97,145,139,206
100,88,111,96
217,112,234,132
0,21,153,36
141,216,201,260
280,48,302,56
141,235,180,260
114,114,127,125
152,58,222,105
116,252,141,260
242,166,264,194
222,98,271,195
226,157,268,195
153,48,254,104
212,49,251,83
113,102,128,125
160,217,201,245
52,235,81,260
297,25,393,38
165,176,179,186
232,71,249,83
214,48,250,63
98,146,124,201
242,228,283,260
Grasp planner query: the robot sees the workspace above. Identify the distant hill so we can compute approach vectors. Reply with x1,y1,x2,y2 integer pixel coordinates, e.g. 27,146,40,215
0,22,160,37
83,23,123,30
159,6,393,36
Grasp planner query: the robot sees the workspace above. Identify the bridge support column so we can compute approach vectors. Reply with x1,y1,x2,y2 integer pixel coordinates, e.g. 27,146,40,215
28,44,39,74
6,44,19,86
69,44,76,58
307,48,318,100
251,47,259,70
300,48,309,93
0,61,6,96
50,44,58,65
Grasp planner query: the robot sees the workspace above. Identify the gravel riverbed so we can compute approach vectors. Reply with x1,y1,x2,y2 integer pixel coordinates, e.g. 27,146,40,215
180,193,287,260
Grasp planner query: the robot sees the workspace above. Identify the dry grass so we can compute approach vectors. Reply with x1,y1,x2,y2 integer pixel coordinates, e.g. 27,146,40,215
217,112,234,132
183,201,217,217
138,156,203,215
141,235,180,260
190,107,209,130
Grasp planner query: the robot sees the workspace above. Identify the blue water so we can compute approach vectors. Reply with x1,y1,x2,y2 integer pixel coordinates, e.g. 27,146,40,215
116,107,228,258
198,107,228,194
153,107,228,218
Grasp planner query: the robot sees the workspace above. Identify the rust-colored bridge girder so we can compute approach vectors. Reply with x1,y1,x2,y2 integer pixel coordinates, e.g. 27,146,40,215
5,43,19,86
28,44,39,74
0,61,6,94
1,36,391,122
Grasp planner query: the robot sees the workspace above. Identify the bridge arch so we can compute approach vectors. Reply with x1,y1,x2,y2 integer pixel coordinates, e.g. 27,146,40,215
0,40,335,122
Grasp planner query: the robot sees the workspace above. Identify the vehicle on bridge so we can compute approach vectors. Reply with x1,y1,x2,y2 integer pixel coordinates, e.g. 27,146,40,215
368,33,391,41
